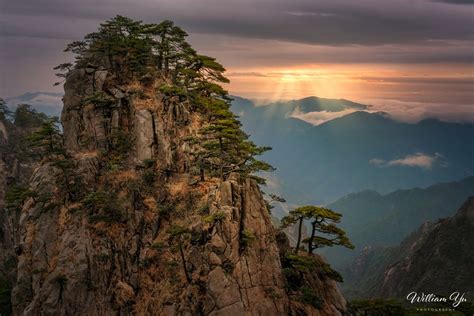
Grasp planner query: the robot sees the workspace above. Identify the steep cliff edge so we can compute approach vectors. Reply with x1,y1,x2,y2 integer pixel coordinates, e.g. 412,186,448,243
7,22,346,315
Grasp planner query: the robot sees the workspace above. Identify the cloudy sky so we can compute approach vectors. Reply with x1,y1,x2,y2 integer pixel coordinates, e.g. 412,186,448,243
1,0,473,122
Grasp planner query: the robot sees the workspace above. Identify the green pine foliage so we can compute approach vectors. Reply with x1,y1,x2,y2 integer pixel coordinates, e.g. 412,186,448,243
240,229,256,248
281,206,354,254
82,190,126,223
300,287,322,308
202,211,226,224
167,225,192,283
13,104,48,129
27,116,63,157
5,185,34,213
0,98,12,121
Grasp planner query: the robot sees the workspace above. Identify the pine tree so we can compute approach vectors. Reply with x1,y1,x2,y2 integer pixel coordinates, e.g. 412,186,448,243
194,112,273,181
280,206,354,254
0,98,11,121
14,104,48,128
280,207,308,254
27,116,63,157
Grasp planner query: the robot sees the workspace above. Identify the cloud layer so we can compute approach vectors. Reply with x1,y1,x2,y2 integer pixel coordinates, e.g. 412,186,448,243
291,108,363,125
370,153,443,169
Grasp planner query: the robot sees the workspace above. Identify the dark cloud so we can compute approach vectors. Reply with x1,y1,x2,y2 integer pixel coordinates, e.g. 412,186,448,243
1,0,473,45
431,0,474,4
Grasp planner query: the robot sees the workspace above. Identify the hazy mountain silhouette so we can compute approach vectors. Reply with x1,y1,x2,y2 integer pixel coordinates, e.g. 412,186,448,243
322,176,474,269
232,96,474,204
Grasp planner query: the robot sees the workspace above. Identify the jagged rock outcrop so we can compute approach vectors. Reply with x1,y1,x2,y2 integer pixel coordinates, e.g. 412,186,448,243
1,108,46,315
8,68,346,315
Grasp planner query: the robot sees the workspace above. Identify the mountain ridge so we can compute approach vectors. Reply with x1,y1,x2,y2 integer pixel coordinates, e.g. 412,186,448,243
342,197,474,300
321,176,474,272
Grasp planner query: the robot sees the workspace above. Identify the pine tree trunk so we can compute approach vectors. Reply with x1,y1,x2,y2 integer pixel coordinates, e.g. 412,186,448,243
308,221,316,254
294,217,303,254
179,241,191,284
218,137,224,180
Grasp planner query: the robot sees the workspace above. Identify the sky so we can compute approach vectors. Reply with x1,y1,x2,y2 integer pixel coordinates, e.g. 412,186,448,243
1,0,473,123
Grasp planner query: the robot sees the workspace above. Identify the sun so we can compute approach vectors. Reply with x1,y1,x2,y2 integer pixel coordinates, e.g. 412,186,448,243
266,68,344,101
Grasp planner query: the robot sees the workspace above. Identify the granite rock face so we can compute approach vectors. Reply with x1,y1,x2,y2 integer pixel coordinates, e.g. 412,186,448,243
5,69,346,315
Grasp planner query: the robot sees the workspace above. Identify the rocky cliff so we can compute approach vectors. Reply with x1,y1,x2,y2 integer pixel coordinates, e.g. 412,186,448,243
1,103,52,313
4,64,346,315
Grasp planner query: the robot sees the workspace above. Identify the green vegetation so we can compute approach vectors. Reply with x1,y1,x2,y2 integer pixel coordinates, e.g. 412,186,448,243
240,229,255,248
106,130,134,168
82,190,126,223
202,211,226,224
299,287,322,308
0,98,12,121
265,193,286,213
278,207,351,301
5,185,35,213
52,157,84,202
27,116,63,157
282,255,316,289
282,252,343,308
142,159,157,187
168,225,192,283
151,242,165,251
82,91,115,108
282,253,342,282
9,106,85,205
192,110,274,182
280,205,354,254
13,104,48,128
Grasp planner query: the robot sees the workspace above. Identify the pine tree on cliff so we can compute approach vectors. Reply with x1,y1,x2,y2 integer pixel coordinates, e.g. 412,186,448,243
0,98,11,120
280,206,354,254
66,16,151,76
57,15,274,182
27,117,63,157
196,108,274,181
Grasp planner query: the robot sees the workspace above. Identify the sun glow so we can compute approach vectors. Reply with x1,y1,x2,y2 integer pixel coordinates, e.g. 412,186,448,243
225,65,357,103
224,63,473,109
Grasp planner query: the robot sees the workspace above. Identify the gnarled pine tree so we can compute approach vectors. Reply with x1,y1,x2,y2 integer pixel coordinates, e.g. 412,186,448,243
280,206,354,254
